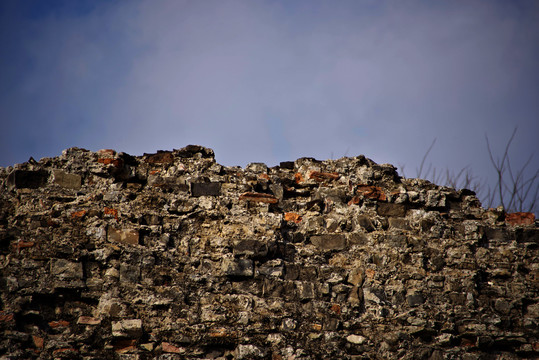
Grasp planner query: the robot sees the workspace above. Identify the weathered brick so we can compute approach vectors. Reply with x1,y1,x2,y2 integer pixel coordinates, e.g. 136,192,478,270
71,210,87,219
162,342,185,353
48,320,70,328
233,239,268,258
175,144,214,158
309,171,340,182
112,319,143,338
222,258,254,277
52,348,77,356
0,311,14,323
32,335,44,349
284,212,302,223
279,161,294,169
7,170,48,189
108,228,139,245
377,202,407,217
104,207,119,221
98,149,116,157
77,316,101,325
52,169,81,190
239,192,278,204
51,259,83,280
12,240,35,250
505,212,535,226
191,182,221,197
310,234,347,251
356,185,386,201
144,151,174,164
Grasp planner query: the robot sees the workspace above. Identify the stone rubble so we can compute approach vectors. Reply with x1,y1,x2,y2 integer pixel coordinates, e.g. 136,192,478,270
0,145,537,359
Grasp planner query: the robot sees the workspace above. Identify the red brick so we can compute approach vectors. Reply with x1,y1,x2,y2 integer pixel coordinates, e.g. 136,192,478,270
258,173,270,181
77,316,101,325
208,328,236,338
47,219,60,227
294,173,304,184
356,185,386,201
71,210,87,219
460,338,475,347
32,335,44,349
330,304,342,315
48,320,70,328
284,212,302,223
309,171,340,182
145,151,174,164
97,154,123,168
0,311,14,322
162,342,184,353
104,207,119,221
97,157,114,165
239,192,278,204
52,347,77,355
114,339,137,354
505,212,535,226
97,149,116,156
115,346,136,354
12,240,35,250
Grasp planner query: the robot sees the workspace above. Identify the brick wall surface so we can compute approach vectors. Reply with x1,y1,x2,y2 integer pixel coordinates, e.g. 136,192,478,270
0,145,537,359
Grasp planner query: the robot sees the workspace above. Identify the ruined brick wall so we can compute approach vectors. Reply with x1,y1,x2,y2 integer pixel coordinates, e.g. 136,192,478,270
0,145,537,359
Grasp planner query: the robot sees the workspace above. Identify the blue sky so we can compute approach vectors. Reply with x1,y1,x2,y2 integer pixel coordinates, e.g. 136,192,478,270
1,0,538,210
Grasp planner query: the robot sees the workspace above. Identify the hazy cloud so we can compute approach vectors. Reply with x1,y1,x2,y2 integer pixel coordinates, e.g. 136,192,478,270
1,0,538,196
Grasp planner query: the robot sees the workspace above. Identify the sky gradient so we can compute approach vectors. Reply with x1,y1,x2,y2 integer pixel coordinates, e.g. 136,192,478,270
1,0,538,211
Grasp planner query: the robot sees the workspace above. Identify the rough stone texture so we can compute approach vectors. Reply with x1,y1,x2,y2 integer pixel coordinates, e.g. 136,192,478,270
52,169,82,190
0,145,537,359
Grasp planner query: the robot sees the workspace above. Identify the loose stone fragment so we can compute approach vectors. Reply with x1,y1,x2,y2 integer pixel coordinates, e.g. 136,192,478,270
346,334,366,344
